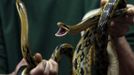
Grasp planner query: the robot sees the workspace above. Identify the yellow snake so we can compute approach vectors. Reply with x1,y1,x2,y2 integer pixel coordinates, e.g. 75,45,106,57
16,0,36,74
16,0,127,75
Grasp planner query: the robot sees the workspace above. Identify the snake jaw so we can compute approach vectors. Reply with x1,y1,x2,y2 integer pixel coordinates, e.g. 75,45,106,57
55,22,70,37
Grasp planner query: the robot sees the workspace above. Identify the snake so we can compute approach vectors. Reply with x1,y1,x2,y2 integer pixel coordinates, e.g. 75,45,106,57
16,0,36,74
16,0,127,75
54,0,127,75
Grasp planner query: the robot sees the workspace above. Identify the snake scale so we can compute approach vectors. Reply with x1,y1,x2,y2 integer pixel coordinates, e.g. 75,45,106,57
16,0,127,75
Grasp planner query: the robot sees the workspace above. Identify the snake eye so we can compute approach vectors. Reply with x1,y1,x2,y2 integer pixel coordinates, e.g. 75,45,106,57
55,22,69,37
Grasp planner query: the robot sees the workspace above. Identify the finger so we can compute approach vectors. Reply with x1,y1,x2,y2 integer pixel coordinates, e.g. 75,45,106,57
100,0,108,6
14,59,28,74
126,4,134,24
125,15,134,24
34,53,43,64
109,23,129,37
48,59,58,75
15,59,28,72
30,60,47,75
43,61,50,75
109,24,129,33
112,14,134,25
110,19,129,30
127,4,134,8
127,5,134,16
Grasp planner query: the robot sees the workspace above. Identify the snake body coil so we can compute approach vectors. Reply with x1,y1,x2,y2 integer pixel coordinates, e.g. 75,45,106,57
16,0,127,75
54,0,127,75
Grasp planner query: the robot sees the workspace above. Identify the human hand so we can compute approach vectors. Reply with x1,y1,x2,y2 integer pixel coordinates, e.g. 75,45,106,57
101,0,134,38
30,59,58,75
11,53,58,75
109,4,134,38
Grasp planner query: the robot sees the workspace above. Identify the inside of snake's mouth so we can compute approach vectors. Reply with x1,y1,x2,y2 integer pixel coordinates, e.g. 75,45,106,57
55,26,69,37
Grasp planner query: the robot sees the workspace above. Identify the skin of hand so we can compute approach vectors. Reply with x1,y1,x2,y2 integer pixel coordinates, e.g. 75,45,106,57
109,4,134,38
11,53,58,75
101,0,134,75
109,5,134,74
101,0,134,38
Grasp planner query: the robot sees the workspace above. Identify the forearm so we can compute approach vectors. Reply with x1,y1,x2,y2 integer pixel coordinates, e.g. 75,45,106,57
112,36,134,75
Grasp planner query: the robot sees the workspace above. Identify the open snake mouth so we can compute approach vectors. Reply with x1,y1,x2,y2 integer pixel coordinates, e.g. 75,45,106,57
55,22,70,37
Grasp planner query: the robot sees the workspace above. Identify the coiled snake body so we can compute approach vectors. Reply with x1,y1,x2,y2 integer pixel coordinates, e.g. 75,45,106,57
16,0,127,75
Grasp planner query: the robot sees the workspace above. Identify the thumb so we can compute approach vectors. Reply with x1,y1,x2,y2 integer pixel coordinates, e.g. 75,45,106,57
34,53,43,64
100,0,108,6
13,59,28,74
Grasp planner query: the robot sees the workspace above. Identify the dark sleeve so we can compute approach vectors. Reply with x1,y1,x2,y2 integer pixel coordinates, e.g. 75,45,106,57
0,13,8,73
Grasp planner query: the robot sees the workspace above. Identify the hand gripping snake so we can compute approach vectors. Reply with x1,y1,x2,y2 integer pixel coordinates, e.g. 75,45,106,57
16,0,127,75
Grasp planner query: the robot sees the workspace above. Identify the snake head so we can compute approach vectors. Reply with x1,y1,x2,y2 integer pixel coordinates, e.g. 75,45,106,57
55,22,70,37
